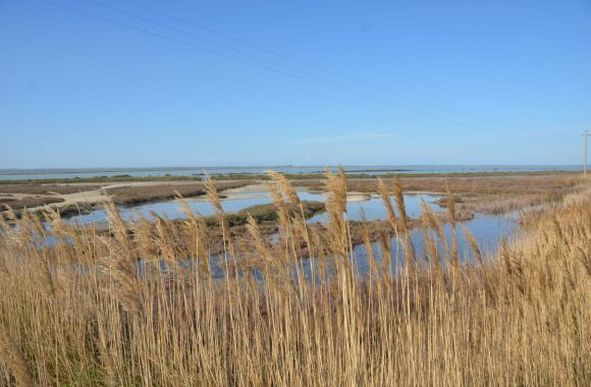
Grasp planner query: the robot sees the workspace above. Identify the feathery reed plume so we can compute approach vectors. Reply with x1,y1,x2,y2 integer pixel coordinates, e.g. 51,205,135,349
205,177,224,220
324,167,347,219
393,178,415,269
266,178,291,243
393,179,408,234
267,170,309,253
0,328,32,386
132,215,155,257
102,199,145,316
205,177,234,256
445,179,457,228
100,236,145,316
104,198,129,248
419,199,448,252
268,170,300,207
246,214,273,264
177,194,210,273
324,167,349,259
153,214,181,268
43,205,65,237
419,200,445,280
462,224,483,266
1,169,591,385
377,178,397,231
14,210,35,247
445,179,460,268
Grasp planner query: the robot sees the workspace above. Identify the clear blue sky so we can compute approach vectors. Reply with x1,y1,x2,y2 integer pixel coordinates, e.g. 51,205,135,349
1,0,590,168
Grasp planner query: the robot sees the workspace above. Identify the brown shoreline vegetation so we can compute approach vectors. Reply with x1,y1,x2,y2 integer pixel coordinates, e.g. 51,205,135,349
298,173,583,214
0,172,581,221
105,181,249,206
0,171,590,385
0,181,250,219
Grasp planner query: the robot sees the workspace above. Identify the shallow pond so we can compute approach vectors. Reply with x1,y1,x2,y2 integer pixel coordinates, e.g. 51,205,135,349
58,185,518,271
64,188,442,225
307,193,442,223
64,189,324,224
290,212,519,281
352,212,518,267
209,212,519,281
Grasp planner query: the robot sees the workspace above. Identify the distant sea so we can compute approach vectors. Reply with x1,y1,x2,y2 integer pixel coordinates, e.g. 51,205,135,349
0,165,582,181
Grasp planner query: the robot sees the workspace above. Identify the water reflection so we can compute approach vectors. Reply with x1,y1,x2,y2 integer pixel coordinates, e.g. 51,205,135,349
275,212,518,282
54,185,519,274
351,212,518,271
307,193,442,223
64,188,442,225
39,212,518,282
189,212,518,282
65,189,324,224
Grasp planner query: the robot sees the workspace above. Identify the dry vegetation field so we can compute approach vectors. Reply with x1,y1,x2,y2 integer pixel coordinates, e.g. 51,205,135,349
0,181,249,218
0,171,590,385
0,172,582,222
298,173,583,215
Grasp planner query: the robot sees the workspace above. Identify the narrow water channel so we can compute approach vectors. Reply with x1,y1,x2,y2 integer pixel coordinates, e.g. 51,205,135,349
59,185,517,267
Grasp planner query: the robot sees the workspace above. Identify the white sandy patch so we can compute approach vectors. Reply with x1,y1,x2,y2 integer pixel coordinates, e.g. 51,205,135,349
222,184,267,194
346,193,372,202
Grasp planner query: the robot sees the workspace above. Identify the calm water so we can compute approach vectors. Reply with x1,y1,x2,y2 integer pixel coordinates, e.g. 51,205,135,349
353,212,518,265
63,187,517,266
211,212,518,280
34,184,520,277
307,193,442,223
285,212,518,281
64,188,441,225
0,165,580,181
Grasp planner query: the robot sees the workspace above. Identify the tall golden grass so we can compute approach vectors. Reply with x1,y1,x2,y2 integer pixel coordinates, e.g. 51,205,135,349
0,171,590,386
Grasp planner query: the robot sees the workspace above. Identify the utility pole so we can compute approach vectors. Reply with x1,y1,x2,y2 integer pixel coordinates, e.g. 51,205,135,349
584,130,590,177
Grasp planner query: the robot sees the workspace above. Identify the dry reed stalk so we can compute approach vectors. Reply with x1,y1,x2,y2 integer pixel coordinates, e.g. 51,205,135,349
324,168,349,261
393,178,415,272
462,224,483,266
421,223,439,268
100,201,146,317
205,177,234,256
0,328,32,386
1,205,17,224
0,211,9,234
445,179,460,267
266,179,291,247
268,170,300,207
0,174,590,385
177,196,212,277
419,199,448,253
268,171,314,263
246,214,274,264
378,231,392,279
377,178,397,230
359,210,379,281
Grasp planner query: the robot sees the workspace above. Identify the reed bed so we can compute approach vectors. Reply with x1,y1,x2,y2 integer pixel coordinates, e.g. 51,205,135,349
0,171,589,386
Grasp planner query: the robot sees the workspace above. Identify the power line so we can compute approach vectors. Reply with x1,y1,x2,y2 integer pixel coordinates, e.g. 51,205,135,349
119,0,476,118
40,0,391,103
87,0,477,119
116,0,517,135
81,0,390,99
41,0,518,137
